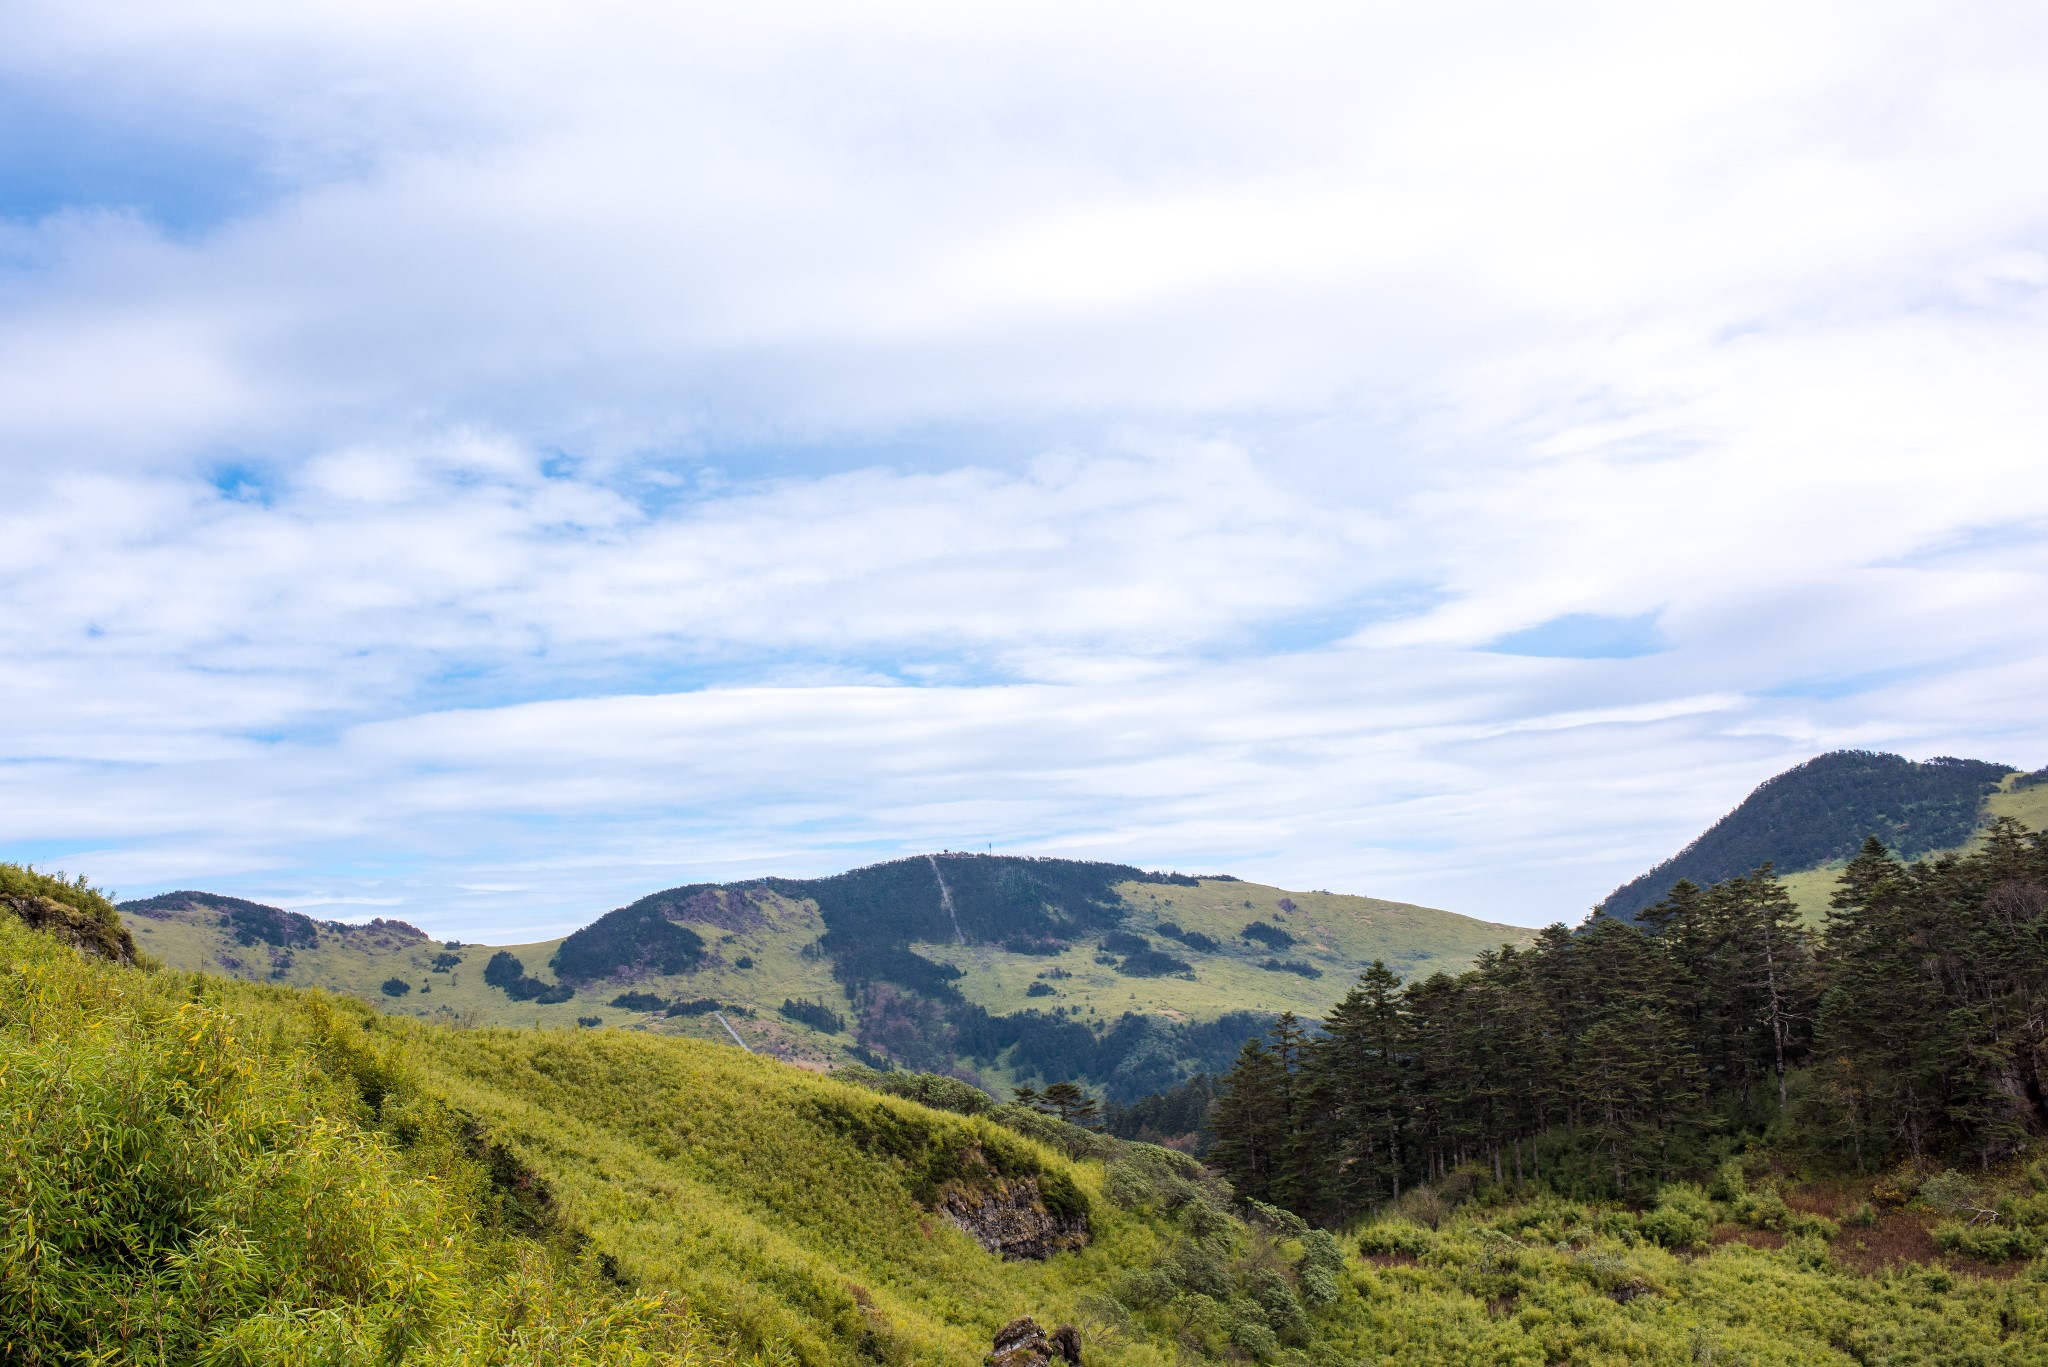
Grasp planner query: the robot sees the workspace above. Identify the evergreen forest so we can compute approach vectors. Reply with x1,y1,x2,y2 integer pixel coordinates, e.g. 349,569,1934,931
1213,820,2048,1231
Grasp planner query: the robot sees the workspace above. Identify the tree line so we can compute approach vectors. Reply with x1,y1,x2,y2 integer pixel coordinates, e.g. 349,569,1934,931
1211,820,2048,1226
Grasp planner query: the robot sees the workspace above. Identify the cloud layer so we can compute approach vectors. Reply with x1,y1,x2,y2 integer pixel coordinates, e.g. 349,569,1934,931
3,1,2045,935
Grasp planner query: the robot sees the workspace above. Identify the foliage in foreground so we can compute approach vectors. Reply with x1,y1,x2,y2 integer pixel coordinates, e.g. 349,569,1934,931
0,908,773,1367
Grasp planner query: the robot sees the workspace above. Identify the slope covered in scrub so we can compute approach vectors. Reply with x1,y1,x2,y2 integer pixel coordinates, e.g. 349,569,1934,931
0,903,767,1367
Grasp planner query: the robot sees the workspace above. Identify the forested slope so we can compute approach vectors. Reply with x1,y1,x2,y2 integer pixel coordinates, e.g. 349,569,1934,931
1599,750,2016,922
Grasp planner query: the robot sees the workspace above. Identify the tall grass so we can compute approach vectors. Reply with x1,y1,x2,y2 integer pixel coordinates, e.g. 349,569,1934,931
0,914,772,1366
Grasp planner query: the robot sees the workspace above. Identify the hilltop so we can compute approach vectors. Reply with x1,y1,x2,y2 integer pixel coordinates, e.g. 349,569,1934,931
121,853,1531,1101
1598,751,2047,923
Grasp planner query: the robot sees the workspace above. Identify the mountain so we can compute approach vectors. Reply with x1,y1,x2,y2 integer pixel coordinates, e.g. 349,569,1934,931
121,852,1531,1101
1598,750,2047,923
13,857,2042,1364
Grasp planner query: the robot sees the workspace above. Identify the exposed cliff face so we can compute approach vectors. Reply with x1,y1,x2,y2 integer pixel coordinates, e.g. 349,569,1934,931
939,1176,1088,1260
3,894,136,965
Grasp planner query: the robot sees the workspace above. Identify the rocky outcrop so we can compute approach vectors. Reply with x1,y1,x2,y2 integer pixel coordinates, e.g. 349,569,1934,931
988,1317,1082,1367
3,894,137,965
940,1176,1088,1260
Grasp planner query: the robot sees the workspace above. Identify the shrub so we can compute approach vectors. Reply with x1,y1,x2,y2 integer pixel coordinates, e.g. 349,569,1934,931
1240,920,1295,950
837,1067,994,1117
1640,1183,1713,1249
1258,958,1322,978
380,977,413,997
1735,1186,1791,1232
1117,949,1194,977
1180,931,1221,953
610,990,670,1012
1100,931,1151,954
666,997,721,1016
1358,1220,1435,1258
578,1015,604,1028
1934,1221,2044,1262
1026,981,1055,997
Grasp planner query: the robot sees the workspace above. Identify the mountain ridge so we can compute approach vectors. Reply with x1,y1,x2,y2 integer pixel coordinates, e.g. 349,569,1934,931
119,851,1532,1102
1598,750,2038,923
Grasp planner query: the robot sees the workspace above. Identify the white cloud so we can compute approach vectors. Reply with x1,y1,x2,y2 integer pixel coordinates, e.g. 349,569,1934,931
2,1,2046,934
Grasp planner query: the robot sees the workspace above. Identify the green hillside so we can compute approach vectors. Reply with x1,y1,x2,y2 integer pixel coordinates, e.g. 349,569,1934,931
120,856,1532,1100
1599,751,2039,923
11,860,2048,1365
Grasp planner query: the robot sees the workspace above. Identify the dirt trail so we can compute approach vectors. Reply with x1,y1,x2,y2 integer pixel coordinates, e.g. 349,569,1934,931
928,854,966,944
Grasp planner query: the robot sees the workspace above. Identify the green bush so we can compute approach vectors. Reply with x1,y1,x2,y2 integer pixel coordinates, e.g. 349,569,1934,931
1640,1183,1713,1250
1357,1220,1435,1259
1933,1221,2045,1263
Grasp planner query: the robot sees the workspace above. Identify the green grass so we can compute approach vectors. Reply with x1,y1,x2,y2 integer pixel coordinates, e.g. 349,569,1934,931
919,879,1529,1024
11,872,2048,1366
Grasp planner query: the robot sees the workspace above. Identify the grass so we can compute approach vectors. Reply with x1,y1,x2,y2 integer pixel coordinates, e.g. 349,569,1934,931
11,868,2048,1366
916,879,1529,1027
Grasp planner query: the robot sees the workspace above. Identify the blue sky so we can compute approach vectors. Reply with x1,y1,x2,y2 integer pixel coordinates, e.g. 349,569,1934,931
3,1,2046,937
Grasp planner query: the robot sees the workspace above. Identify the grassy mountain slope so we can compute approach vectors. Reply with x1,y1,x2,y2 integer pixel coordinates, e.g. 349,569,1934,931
122,857,1530,1093
13,864,2048,1366
920,877,1523,1021
1599,752,2032,923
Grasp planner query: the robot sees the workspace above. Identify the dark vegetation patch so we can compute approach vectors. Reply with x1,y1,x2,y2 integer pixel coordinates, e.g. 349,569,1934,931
1156,923,1221,952
664,997,721,1017
1098,931,1151,955
380,977,412,997
121,889,322,948
1105,1072,1218,1153
609,990,670,1012
1601,749,2012,921
1258,958,1323,978
1115,949,1193,978
482,950,574,1004
431,952,462,972
779,996,848,1033
1240,920,1295,950
552,905,705,983
764,854,1183,996
1026,981,1055,998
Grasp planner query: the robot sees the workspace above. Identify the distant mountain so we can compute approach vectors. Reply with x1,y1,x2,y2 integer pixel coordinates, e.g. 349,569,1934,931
1598,750,2020,922
121,852,1529,1102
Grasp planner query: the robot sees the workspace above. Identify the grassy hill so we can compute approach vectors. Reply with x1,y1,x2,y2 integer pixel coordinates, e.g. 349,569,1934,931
120,855,1532,1100
1599,752,2042,924
10,861,2047,1366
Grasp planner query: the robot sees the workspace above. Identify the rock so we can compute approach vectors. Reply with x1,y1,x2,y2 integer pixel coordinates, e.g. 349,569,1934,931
988,1317,1082,1367
940,1175,1089,1260
3,894,137,965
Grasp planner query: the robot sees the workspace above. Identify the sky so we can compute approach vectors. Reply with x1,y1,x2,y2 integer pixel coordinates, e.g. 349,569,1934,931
3,1,2046,938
